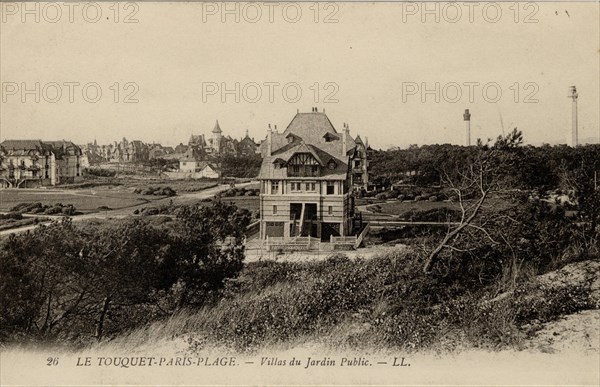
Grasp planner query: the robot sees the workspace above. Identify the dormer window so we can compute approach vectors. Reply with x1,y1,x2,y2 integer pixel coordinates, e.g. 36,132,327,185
328,160,337,170
323,133,338,142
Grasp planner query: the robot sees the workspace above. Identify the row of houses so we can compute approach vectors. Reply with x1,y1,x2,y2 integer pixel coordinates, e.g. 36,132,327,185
0,140,84,188
81,122,261,168
82,138,177,164
177,121,260,179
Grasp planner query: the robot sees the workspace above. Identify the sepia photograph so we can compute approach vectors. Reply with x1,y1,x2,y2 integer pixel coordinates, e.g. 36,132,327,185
0,1,599,386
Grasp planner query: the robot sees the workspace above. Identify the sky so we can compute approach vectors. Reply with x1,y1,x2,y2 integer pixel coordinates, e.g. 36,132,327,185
1,1,599,149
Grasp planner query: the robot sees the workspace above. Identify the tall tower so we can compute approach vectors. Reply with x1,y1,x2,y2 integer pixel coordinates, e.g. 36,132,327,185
212,120,222,153
569,86,578,147
463,109,471,146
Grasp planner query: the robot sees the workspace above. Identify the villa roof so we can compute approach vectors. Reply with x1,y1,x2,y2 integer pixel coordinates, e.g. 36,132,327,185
258,111,357,180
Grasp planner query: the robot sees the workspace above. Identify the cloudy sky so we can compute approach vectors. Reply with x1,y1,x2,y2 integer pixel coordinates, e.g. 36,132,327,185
1,2,598,149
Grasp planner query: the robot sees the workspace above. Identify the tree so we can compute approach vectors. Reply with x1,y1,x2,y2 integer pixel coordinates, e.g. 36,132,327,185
423,129,523,274
166,201,252,307
0,200,252,343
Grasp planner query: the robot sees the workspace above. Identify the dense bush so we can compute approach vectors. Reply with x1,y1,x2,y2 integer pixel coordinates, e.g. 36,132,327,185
0,201,251,344
402,208,462,222
10,202,78,216
84,168,116,177
134,186,177,196
0,212,23,220
216,154,262,178
221,187,259,197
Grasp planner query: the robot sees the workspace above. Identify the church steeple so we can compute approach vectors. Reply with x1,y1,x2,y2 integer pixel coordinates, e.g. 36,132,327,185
212,120,222,153
212,120,222,133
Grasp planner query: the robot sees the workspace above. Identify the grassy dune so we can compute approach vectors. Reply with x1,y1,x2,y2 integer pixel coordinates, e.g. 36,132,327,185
100,250,599,356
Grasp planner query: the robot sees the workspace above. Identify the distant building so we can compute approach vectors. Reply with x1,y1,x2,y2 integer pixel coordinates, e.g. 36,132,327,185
188,121,259,157
174,143,189,154
350,135,370,190
179,160,220,178
83,137,149,163
238,130,260,156
0,139,83,188
148,143,176,160
258,108,367,240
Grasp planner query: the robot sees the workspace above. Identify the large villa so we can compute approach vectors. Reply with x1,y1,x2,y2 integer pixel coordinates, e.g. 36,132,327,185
258,108,369,243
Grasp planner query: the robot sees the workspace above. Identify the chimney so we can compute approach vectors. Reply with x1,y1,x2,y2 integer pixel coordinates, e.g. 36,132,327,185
342,123,349,155
463,109,471,146
267,124,272,155
569,86,578,147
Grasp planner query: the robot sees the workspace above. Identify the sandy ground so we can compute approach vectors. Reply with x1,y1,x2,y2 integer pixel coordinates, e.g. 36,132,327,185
2,339,598,386
524,309,599,355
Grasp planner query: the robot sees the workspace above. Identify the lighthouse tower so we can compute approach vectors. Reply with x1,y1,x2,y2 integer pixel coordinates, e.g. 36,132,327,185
212,120,222,153
463,109,471,146
569,86,578,147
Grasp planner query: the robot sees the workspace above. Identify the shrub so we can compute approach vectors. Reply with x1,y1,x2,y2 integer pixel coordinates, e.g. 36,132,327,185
0,212,23,220
142,207,160,216
62,205,76,216
414,195,422,202
429,195,438,202
84,168,116,177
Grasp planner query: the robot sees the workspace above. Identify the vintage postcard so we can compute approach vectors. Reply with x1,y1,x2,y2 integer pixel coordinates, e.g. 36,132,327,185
0,1,599,386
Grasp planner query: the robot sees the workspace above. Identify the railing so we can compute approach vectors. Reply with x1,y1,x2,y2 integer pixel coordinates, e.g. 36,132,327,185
245,221,260,236
331,236,357,243
355,223,371,249
266,235,319,251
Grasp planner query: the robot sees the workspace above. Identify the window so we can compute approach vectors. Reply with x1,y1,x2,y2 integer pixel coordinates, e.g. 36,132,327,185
326,182,335,195
273,205,278,215
271,181,279,194
306,182,316,191
328,206,333,215
290,182,302,192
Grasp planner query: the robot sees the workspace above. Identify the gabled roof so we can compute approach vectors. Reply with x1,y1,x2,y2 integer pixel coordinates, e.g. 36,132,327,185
197,161,217,171
259,110,358,180
355,135,365,147
272,142,325,166
1,139,46,151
